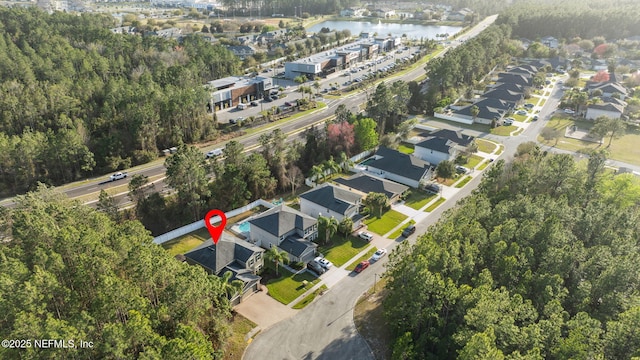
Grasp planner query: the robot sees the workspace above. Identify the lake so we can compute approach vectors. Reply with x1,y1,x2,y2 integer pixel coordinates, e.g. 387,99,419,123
307,20,463,40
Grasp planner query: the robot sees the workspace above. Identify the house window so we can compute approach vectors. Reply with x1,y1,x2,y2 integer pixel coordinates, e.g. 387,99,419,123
256,253,261,260
248,259,254,267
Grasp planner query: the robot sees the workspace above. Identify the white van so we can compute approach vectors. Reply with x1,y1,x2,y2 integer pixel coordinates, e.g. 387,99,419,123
237,103,248,110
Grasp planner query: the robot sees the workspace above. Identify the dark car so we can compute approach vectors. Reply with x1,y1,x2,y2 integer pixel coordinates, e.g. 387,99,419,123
354,260,370,273
307,261,325,275
401,225,416,237
250,100,259,106
425,183,441,194
270,95,279,101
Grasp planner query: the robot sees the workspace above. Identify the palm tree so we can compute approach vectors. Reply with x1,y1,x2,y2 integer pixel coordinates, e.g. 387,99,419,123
221,271,244,299
338,151,353,171
323,156,341,177
311,165,325,184
318,216,339,244
313,81,321,96
266,246,289,276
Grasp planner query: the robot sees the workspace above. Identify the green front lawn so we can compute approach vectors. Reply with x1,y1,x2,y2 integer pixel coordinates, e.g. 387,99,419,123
425,197,446,212
265,266,320,305
465,154,484,169
318,234,369,267
476,139,498,153
490,125,517,136
454,176,472,188
364,210,408,236
404,190,437,210
292,285,328,310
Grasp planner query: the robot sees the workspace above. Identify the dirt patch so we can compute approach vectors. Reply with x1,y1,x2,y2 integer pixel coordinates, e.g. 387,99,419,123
354,280,393,360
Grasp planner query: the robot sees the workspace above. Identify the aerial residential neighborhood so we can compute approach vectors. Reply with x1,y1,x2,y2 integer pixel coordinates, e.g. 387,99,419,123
2,0,640,359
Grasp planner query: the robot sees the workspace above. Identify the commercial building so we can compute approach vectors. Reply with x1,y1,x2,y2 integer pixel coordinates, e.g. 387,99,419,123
206,76,274,110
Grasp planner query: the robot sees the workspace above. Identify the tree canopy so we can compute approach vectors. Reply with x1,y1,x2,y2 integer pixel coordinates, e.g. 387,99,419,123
0,185,232,359
384,150,640,359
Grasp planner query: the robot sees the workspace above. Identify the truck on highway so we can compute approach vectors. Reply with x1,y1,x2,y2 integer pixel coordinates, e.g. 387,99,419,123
109,172,128,182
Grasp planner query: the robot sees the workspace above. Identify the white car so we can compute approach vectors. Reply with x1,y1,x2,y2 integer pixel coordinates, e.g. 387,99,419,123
109,172,127,181
516,110,527,116
314,256,333,269
371,248,387,261
564,108,575,114
358,231,374,242
206,148,223,158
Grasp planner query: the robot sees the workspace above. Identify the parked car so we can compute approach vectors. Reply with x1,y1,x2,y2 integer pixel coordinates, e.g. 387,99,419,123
314,256,333,269
354,260,370,273
270,95,279,101
524,103,535,109
533,115,539,121
371,248,387,261
503,118,514,126
456,165,470,174
206,148,223,158
284,101,296,107
425,183,441,194
307,261,325,275
229,117,244,125
250,100,259,106
516,110,527,116
237,103,248,110
109,172,127,182
401,225,416,237
358,231,374,242
564,108,575,114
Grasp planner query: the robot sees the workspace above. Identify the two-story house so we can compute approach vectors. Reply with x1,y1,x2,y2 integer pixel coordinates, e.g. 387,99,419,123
363,147,432,188
414,129,475,165
249,205,319,263
299,183,364,227
183,234,264,306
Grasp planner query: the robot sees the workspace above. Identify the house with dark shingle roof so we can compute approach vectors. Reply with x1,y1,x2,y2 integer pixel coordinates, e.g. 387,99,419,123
299,183,364,224
334,173,409,203
249,205,318,263
586,81,628,100
482,88,525,105
454,98,512,124
586,101,626,120
365,147,432,188
184,234,264,305
496,72,533,87
488,82,526,94
414,129,475,165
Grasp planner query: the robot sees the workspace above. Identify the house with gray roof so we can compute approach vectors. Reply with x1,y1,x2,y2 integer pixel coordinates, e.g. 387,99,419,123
496,72,533,87
586,81,628,100
586,101,626,120
482,88,525,105
334,173,409,203
300,183,364,225
364,147,432,188
488,82,526,94
453,98,512,124
226,45,257,60
414,129,474,165
184,234,264,305
249,205,318,263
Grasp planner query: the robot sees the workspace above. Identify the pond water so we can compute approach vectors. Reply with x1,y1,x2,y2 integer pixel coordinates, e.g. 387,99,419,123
307,20,462,40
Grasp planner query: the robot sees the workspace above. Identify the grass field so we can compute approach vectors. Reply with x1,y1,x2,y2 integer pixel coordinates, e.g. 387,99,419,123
364,210,408,236
404,190,437,210
425,197,446,212
162,227,211,256
318,235,369,267
476,139,498,153
222,314,257,360
477,161,490,170
292,285,328,310
454,176,472,188
266,267,320,305
491,125,517,136
465,154,484,169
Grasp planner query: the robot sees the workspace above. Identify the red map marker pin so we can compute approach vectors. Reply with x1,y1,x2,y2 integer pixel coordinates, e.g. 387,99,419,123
204,209,227,245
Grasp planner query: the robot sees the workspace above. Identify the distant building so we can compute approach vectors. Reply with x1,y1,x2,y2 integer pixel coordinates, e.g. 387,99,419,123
206,76,274,109
364,147,432,188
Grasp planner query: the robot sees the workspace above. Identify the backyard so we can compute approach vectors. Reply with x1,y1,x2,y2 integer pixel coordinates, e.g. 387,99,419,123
318,234,369,267
364,209,408,236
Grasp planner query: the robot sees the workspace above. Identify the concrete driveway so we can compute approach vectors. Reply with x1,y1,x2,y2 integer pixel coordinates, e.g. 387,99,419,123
235,285,297,330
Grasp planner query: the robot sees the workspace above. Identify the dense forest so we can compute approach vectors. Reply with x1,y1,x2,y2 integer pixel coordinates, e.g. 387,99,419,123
0,7,241,195
384,146,640,359
498,0,640,40
0,186,233,359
